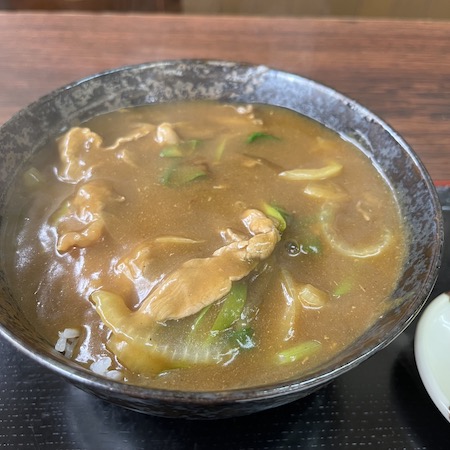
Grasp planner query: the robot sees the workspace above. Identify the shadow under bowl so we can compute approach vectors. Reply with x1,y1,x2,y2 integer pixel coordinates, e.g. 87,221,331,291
0,60,444,419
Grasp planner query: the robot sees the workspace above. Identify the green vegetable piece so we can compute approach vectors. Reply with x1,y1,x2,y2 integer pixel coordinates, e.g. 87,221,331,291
186,139,201,149
161,163,208,187
231,327,255,350
263,202,288,232
160,140,201,158
190,304,212,333
333,280,353,297
159,145,184,158
246,132,280,144
301,236,322,255
288,217,323,256
211,282,247,332
276,340,322,365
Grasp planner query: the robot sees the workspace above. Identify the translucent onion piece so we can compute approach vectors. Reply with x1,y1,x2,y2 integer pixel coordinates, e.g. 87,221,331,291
155,122,180,146
281,269,328,311
320,203,392,258
91,290,238,374
109,336,225,371
279,162,343,181
279,269,300,341
215,138,227,161
303,181,349,201
297,284,329,309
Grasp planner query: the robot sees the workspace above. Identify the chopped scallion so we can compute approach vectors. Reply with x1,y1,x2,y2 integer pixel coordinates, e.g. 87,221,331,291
247,132,280,144
276,340,322,365
231,326,255,350
190,305,212,333
300,237,322,255
333,280,353,297
211,282,247,332
159,145,184,158
262,202,289,232
186,139,201,149
160,162,208,187
159,139,202,158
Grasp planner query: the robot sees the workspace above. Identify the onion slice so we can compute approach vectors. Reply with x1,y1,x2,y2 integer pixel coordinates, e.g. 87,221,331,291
320,203,392,258
279,162,343,181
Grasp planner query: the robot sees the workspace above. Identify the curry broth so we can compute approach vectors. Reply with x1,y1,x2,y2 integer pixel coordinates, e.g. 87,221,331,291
7,101,406,391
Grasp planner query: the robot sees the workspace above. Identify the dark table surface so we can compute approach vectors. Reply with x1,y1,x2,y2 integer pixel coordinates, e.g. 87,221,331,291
1,12,450,448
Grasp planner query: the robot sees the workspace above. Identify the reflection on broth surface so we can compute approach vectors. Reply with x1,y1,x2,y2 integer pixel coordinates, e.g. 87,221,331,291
7,101,407,391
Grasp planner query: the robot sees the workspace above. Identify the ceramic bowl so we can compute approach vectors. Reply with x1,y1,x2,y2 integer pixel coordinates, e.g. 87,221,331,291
0,60,444,419
415,292,450,422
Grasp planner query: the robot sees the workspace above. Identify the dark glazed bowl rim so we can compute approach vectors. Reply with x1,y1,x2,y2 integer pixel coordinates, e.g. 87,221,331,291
0,60,444,412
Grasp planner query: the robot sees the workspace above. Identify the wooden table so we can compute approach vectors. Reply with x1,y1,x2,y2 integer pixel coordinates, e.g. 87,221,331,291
2,12,450,182
0,12,449,449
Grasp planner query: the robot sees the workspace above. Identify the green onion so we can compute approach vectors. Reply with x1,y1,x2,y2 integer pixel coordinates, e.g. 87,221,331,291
160,162,208,187
159,145,184,158
333,280,353,297
276,340,322,365
159,139,201,158
262,202,289,232
289,217,323,256
285,235,322,256
300,236,322,255
211,282,247,332
247,132,280,144
190,305,212,333
186,139,201,149
230,326,255,350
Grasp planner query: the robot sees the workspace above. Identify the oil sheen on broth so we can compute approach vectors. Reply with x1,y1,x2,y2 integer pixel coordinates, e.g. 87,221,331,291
9,101,406,391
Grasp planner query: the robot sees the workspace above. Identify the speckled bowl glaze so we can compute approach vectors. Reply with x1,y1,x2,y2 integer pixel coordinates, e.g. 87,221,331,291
0,60,444,419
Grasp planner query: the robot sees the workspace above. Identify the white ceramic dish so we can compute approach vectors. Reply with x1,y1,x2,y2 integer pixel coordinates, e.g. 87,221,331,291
415,292,450,422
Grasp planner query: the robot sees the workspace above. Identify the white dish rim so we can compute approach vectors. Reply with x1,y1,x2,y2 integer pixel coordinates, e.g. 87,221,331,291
415,292,450,423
